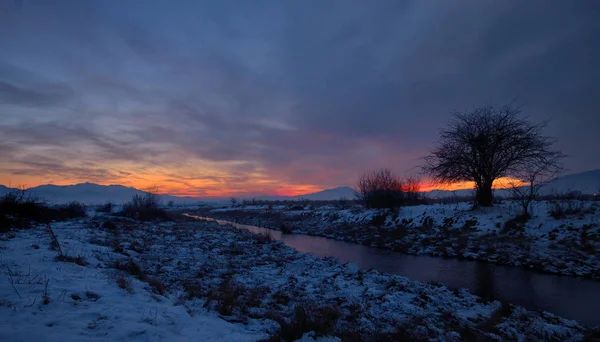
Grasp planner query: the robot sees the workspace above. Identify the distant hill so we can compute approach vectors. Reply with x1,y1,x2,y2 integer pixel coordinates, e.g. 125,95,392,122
0,183,202,205
293,186,356,201
541,169,600,195
1,169,598,204
255,187,355,201
0,185,14,197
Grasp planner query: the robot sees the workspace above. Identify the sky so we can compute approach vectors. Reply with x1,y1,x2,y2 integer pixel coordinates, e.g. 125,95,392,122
1,0,599,197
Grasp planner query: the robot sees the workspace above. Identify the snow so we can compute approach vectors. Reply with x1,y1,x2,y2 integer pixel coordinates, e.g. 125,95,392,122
0,221,265,341
1,212,595,340
200,200,600,279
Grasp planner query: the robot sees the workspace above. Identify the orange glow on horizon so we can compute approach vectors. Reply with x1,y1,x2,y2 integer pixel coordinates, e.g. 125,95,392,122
0,172,325,198
1,171,525,198
419,177,526,192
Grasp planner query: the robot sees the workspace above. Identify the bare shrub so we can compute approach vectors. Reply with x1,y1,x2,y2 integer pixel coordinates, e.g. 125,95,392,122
356,168,404,210
0,299,16,311
356,169,423,210
204,277,270,318
255,230,275,244
102,220,118,230
145,276,168,296
121,193,168,221
112,258,144,279
1,190,87,232
508,154,563,218
182,279,204,299
54,254,89,266
279,223,293,234
115,274,134,293
55,201,87,220
85,291,101,301
548,198,584,219
42,278,51,304
96,202,113,213
502,215,529,234
1,190,46,230
269,304,342,341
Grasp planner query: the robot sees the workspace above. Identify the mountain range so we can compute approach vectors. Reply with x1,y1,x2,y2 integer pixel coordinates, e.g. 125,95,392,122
0,183,201,205
1,170,598,205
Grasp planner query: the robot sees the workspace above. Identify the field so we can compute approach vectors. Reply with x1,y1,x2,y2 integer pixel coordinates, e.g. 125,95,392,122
1,208,599,341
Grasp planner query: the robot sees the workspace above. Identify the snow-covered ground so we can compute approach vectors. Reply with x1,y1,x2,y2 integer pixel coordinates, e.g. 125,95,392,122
0,221,266,341
199,200,600,279
1,212,598,341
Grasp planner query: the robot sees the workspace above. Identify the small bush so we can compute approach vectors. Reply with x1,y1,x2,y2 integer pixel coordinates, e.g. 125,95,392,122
67,201,87,215
0,215,11,233
0,191,47,230
54,254,89,266
357,169,404,210
96,202,113,213
115,274,134,293
0,299,16,311
145,276,167,296
548,200,583,219
112,258,143,278
280,223,293,234
356,169,423,210
121,193,168,221
255,231,275,244
182,279,204,299
0,191,87,231
270,304,342,341
370,214,387,227
205,277,269,317
85,291,101,301
502,215,529,234
102,220,118,230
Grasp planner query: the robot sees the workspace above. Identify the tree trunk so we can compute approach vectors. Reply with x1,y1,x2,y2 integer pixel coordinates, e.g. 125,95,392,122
476,183,494,207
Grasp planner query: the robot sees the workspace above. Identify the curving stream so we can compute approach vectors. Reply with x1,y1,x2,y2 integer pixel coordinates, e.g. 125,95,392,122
187,214,600,327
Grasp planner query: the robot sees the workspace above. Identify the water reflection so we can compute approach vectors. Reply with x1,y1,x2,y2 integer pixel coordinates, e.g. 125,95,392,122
187,215,600,326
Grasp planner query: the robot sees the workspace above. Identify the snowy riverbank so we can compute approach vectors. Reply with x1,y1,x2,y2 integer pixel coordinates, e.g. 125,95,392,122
198,200,600,279
1,213,598,341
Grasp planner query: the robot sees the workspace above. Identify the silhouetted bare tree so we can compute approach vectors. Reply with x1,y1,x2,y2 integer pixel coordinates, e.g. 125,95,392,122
423,105,564,207
508,154,564,218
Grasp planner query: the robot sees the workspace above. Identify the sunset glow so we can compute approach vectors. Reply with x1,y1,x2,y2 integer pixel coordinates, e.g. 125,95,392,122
0,163,325,198
0,1,597,199
0,166,527,198
419,177,527,193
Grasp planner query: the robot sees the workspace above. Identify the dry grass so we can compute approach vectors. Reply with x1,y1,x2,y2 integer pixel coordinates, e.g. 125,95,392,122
54,254,89,266
115,274,134,293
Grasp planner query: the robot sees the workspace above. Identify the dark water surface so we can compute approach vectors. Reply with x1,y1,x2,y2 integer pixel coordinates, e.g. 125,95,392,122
187,214,600,327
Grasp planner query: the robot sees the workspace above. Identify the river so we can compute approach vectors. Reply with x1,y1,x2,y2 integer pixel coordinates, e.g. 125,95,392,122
187,214,600,327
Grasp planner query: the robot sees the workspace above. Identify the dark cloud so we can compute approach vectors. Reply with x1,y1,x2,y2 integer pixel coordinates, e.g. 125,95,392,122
0,0,598,192
0,81,75,107
0,154,124,184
